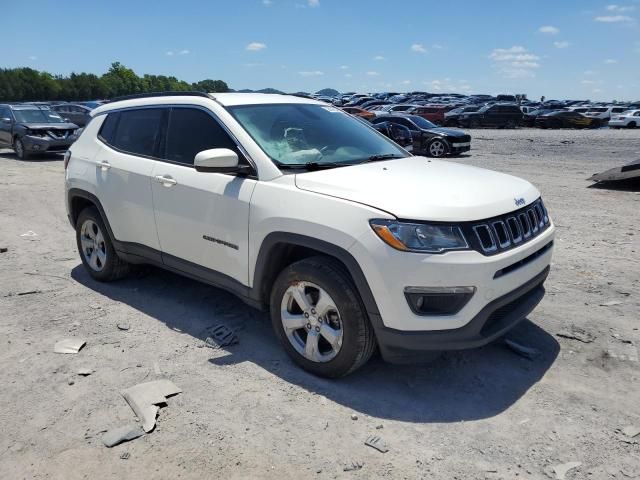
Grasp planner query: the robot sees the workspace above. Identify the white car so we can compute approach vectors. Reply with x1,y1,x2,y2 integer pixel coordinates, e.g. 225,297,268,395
608,110,640,128
373,104,418,116
584,106,628,122
65,92,555,377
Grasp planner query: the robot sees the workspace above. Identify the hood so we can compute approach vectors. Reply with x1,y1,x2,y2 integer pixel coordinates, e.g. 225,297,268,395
423,127,467,137
294,156,539,221
19,122,79,129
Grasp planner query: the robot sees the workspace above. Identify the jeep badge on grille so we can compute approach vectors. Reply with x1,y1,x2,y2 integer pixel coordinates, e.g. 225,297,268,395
514,197,526,207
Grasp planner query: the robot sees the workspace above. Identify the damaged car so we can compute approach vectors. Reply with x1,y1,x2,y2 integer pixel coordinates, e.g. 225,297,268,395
0,104,80,159
372,114,471,157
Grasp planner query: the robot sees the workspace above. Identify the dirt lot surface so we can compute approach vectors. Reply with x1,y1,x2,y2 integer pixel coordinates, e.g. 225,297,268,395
1,128,639,480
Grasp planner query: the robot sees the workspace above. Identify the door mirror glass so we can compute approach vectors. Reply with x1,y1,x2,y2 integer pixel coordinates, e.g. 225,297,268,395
194,148,239,172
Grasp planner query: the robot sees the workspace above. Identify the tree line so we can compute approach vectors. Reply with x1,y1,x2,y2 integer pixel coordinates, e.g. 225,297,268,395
0,62,229,102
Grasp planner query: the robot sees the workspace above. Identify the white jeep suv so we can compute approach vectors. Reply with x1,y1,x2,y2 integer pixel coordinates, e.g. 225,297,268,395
65,92,555,378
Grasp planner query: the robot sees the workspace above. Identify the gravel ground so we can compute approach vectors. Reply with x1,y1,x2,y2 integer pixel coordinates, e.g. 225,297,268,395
0,128,639,480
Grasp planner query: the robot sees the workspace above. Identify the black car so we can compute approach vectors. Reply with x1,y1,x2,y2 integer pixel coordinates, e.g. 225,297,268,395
372,114,471,158
0,104,79,159
534,111,602,129
458,103,523,128
523,107,564,126
51,103,93,127
443,105,482,126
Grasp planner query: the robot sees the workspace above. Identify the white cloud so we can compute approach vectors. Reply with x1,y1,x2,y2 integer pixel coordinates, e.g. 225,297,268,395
539,25,560,34
554,41,570,48
604,58,618,63
339,65,349,70
308,0,319,7
400,80,411,85
262,0,273,5
592,88,603,93
298,70,324,76
581,79,596,84
344,73,352,78
594,14,633,22
606,4,635,12
166,49,190,56
489,46,541,78
366,71,379,76
246,42,267,51
28,55,37,60
584,70,597,75
373,55,386,61
427,78,472,93
410,43,427,53
432,44,444,49
166,51,174,56
178,49,190,55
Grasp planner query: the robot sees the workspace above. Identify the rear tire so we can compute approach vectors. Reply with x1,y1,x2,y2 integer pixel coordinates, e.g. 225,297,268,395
628,121,637,129
76,207,130,282
270,257,376,378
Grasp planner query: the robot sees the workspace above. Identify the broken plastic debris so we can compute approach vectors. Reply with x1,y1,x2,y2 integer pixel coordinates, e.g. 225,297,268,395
121,380,182,432
364,435,389,453
19,231,38,237
552,461,581,480
117,323,130,331
102,424,145,448
0,247,7,253
54,339,86,354
77,368,93,376
343,460,364,472
504,338,541,360
622,426,640,438
204,324,239,349
600,300,623,307
556,326,595,343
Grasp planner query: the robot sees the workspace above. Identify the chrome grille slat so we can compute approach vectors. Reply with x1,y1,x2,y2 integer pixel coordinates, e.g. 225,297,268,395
470,199,551,255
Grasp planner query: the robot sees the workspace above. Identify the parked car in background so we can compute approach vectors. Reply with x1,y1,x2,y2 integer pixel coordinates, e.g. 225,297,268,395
373,104,418,116
523,107,564,127
79,101,106,109
585,106,628,123
342,106,376,121
608,110,640,128
534,111,602,129
444,106,481,126
458,104,523,128
407,105,451,126
0,104,79,159
51,103,93,127
372,114,471,157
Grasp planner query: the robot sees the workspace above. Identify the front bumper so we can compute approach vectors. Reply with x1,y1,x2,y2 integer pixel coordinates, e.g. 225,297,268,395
608,120,628,127
371,266,549,363
349,221,555,362
22,135,76,153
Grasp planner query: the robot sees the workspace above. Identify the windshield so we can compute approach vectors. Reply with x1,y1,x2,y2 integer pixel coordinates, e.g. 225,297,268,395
227,103,408,167
406,115,437,129
13,109,65,124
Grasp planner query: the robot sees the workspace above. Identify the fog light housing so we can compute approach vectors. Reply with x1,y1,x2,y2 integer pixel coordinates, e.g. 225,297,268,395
404,286,476,316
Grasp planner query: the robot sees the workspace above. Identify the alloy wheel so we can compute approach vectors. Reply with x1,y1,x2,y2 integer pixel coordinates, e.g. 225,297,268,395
429,140,446,157
280,281,344,363
15,140,24,158
80,219,107,272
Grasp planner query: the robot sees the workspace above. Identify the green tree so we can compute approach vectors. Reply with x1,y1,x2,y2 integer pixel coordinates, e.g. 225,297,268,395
192,79,229,93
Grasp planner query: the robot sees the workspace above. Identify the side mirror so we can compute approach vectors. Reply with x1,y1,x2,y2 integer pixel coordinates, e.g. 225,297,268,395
194,148,249,174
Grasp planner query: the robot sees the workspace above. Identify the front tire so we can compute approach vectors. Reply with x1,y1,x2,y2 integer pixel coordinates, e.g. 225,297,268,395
427,138,448,158
628,121,637,129
270,257,376,378
76,207,130,282
14,138,29,160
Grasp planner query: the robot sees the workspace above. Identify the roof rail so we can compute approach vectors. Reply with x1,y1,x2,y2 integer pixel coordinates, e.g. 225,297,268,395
109,91,211,103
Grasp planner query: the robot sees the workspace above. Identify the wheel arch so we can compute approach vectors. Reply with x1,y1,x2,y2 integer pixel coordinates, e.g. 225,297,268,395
252,232,380,317
67,189,117,244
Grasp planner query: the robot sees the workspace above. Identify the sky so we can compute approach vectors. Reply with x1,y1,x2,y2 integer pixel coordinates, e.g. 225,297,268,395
4,0,640,100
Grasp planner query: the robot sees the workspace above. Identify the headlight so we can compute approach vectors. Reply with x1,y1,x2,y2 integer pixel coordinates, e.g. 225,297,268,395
370,219,469,253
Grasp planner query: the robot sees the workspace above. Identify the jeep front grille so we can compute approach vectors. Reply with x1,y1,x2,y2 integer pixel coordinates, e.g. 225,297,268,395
463,198,550,256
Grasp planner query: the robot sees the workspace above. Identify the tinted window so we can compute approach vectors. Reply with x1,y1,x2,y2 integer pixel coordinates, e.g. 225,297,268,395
165,108,236,165
99,113,120,144
112,109,163,157
0,108,10,120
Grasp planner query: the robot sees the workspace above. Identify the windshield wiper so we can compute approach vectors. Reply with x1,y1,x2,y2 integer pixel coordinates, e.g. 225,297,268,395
358,154,405,164
277,162,347,171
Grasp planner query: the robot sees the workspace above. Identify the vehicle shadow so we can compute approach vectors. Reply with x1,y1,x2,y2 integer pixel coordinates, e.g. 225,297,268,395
71,264,559,423
587,178,640,192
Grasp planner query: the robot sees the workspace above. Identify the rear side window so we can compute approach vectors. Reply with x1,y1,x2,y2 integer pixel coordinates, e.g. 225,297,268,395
111,109,164,157
164,108,237,165
98,113,119,144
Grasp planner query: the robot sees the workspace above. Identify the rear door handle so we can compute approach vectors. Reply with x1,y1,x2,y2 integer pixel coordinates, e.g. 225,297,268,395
154,175,178,187
96,160,111,171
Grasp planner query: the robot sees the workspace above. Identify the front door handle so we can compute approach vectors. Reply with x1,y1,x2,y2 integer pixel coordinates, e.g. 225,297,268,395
155,175,178,187
97,160,111,171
